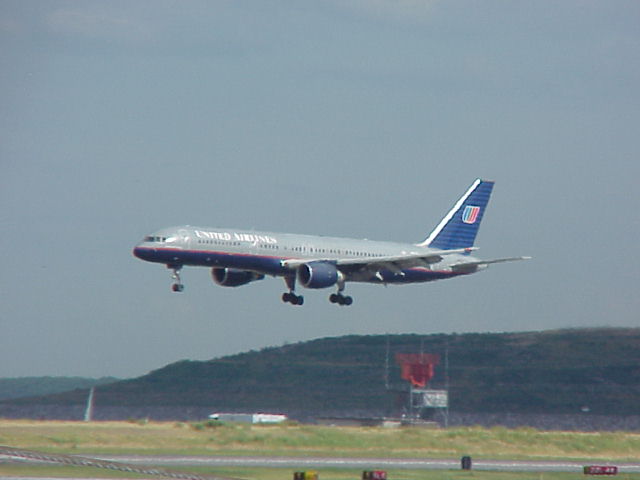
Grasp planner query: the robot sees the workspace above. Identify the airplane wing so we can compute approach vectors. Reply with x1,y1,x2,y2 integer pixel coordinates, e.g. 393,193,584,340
450,256,532,274
281,247,477,272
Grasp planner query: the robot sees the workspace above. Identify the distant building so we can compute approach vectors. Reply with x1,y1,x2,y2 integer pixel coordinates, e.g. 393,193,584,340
208,412,288,424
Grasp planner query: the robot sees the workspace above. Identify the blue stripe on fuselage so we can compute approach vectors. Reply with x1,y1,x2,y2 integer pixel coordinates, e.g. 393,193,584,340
373,268,460,284
133,246,286,275
132,247,465,284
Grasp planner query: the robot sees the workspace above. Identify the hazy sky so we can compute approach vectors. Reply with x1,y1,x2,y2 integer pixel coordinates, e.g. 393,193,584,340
2,1,639,378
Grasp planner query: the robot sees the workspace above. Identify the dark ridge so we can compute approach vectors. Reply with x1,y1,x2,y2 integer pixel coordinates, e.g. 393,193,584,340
2,328,638,421
0,377,119,402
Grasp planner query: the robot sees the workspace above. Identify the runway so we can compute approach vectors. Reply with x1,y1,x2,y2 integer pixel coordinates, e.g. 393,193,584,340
6,454,640,473
3,447,639,476
94,454,640,473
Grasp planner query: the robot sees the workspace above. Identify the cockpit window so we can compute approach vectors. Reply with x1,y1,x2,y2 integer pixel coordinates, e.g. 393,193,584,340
144,236,168,243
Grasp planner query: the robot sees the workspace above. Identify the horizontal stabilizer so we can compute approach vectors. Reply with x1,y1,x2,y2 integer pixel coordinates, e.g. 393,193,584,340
451,256,531,274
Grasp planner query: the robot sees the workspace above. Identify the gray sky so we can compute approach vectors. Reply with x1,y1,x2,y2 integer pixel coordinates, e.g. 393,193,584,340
1,1,639,378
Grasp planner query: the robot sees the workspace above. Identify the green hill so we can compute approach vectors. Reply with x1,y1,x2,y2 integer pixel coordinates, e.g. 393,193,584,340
4,329,639,416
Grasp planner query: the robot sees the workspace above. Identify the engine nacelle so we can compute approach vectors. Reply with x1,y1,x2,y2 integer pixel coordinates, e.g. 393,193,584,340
297,261,342,289
211,268,265,287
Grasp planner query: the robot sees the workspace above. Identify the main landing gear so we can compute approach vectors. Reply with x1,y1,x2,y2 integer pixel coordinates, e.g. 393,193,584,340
329,278,353,306
280,274,352,306
282,292,304,305
282,275,304,306
168,265,184,292
329,293,353,306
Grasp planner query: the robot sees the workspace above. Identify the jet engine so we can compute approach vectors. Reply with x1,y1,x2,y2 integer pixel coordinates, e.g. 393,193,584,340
297,262,343,289
211,268,265,287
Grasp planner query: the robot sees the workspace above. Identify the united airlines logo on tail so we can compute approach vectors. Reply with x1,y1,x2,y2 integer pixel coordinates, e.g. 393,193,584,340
462,205,481,224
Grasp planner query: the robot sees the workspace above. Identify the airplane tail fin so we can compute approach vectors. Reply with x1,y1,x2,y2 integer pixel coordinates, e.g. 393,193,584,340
418,179,494,250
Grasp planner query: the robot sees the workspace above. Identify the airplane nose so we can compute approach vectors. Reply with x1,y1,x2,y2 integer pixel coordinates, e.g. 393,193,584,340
133,245,153,260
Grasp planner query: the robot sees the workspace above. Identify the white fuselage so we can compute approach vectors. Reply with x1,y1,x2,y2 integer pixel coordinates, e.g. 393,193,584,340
133,225,477,285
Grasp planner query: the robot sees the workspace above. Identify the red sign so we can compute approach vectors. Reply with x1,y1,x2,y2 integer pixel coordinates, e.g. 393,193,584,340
362,471,387,480
584,466,618,475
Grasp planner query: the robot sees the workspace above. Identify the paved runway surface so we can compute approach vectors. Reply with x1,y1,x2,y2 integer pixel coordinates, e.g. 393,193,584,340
3,451,640,479
89,454,640,473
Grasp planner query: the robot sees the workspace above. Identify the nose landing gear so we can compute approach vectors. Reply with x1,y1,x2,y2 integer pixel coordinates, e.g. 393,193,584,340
168,265,184,292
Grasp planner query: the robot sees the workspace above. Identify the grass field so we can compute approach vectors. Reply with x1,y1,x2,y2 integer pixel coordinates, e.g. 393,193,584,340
1,464,638,480
1,420,638,460
0,420,638,479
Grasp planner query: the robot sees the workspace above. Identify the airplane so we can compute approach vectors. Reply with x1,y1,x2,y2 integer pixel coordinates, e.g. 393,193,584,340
133,179,529,306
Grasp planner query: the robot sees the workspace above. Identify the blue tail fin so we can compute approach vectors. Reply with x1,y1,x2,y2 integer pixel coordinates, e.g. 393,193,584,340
419,179,494,250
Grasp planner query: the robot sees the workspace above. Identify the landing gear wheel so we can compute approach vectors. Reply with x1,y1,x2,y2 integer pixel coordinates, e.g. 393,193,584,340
281,275,303,305
329,293,353,306
168,265,184,292
282,292,304,306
